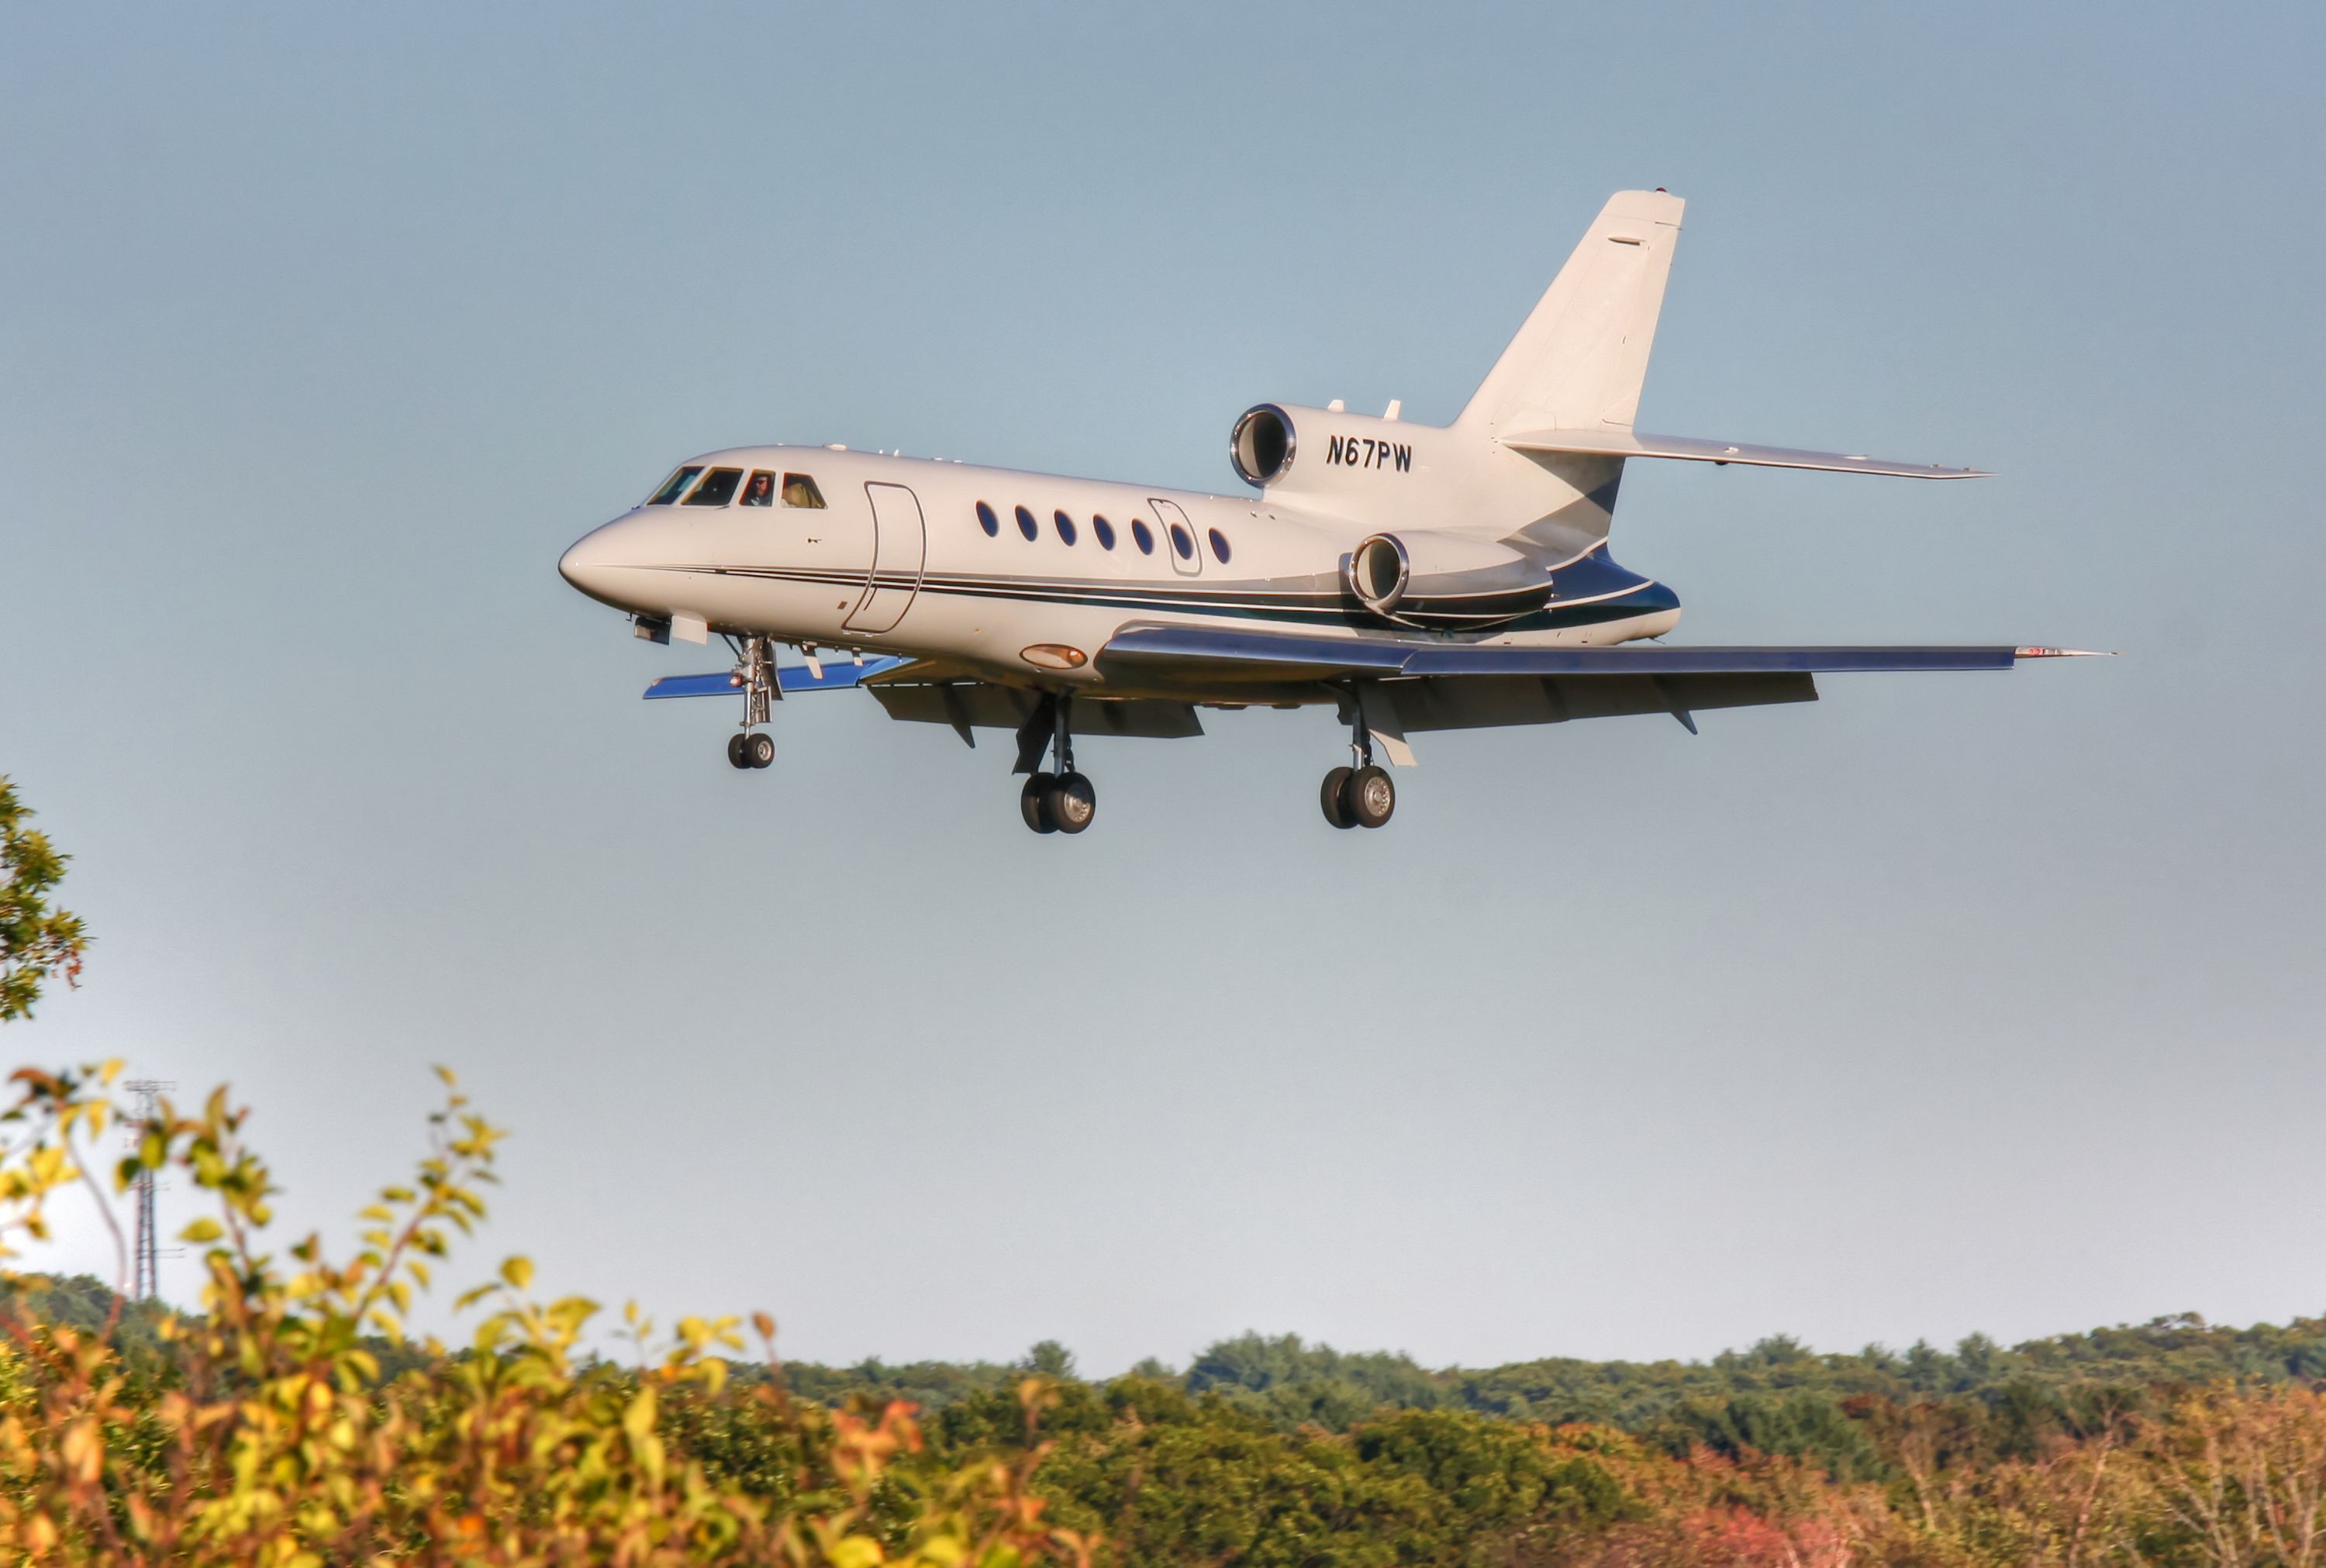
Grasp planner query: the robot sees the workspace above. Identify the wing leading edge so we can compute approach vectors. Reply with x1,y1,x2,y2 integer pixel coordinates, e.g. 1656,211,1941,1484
1097,624,2097,681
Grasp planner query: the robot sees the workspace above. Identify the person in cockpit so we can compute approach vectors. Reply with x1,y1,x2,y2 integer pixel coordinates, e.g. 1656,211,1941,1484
740,471,775,507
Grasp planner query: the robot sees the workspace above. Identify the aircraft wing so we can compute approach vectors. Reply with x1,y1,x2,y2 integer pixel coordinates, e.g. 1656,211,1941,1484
1098,625,2103,742
643,655,909,698
1097,624,2092,680
1503,428,1986,479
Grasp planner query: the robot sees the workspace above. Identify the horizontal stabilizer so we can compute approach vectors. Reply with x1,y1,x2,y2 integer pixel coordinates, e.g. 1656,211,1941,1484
1503,429,1986,478
1100,624,2065,681
643,656,907,699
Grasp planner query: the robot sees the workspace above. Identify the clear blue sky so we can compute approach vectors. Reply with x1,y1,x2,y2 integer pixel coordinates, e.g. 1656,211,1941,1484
5,1,2323,1373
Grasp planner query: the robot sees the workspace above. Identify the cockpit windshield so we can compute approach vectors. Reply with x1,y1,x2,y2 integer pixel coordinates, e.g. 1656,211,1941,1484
682,467,745,507
647,466,703,505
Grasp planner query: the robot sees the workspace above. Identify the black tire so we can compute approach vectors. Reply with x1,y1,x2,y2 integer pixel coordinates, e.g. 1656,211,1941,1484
1320,767,1355,829
744,732,776,769
726,733,751,770
1346,764,1396,829
1048,771,1097,834
1020,773,1058,833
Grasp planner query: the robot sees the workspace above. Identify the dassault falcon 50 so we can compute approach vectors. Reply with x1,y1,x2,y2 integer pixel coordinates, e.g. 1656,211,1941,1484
559,188,2097,835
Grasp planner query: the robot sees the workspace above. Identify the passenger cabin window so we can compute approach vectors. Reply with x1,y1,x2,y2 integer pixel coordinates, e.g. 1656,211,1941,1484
1092,514,1116,550
1054,510,1078,545
740,470,777,507
648,466,703,505
1168,522,1195,559
1014,505,1037,541
1209,528,1232,564
1131,519,1154,554
782,474,827,508
683,467,744,506
976,501,999,536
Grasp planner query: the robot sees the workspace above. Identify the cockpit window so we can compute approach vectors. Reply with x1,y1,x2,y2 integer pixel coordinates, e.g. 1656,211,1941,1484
647,466,703,505
782,473,827,508
740,470,777,507
683,467,744,506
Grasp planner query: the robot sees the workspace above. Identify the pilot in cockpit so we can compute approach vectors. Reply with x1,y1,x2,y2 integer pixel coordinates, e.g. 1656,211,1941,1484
740,471,775,507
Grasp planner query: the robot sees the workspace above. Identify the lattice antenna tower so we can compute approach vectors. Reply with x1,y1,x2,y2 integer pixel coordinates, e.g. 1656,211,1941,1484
121,1079,176,1300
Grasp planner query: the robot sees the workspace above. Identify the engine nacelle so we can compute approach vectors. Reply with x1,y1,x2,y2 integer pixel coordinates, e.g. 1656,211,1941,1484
1345,530,1555,631
1229,402,1441,496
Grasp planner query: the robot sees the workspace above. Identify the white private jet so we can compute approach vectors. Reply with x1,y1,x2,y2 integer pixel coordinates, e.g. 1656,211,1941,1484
560,189,2098,835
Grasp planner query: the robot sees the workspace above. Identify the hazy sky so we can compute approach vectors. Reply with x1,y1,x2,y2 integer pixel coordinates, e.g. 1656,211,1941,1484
5,2,2323,1375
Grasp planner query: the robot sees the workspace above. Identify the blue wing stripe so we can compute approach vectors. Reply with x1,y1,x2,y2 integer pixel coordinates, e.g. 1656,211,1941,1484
644,656,906,699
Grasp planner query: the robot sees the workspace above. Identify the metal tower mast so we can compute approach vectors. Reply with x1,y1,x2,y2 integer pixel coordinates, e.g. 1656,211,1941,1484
122,1078,174,1300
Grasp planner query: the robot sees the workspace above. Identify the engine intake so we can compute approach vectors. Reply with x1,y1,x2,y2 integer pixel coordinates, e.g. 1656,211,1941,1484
1348,534,1411,617
1230,404,1296,487
1342,531,1558,632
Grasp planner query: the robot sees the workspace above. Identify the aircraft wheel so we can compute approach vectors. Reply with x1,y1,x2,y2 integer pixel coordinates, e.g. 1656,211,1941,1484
726,733,751,770
1048,772,1096,834
744,732,776,769
1020,773,1058,833
1320,767,1355,829
1347,765,1396,829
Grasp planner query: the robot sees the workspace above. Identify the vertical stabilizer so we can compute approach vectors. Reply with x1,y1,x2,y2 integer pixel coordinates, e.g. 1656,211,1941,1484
1457,190,1685,438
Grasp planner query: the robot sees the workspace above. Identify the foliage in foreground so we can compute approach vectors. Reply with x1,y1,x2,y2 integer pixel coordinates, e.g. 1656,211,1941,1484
0,779,87,1023
0,1061,1092,1566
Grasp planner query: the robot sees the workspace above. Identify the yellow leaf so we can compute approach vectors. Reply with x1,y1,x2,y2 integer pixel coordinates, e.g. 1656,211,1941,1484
830,1537,885,1568
499,1254,533,1291
623,1385,657,1445
179,1217,224,1244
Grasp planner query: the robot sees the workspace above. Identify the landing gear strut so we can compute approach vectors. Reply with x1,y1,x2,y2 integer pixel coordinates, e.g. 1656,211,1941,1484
724,636,778,770
1320,701,1394,829
1015,691,1096,835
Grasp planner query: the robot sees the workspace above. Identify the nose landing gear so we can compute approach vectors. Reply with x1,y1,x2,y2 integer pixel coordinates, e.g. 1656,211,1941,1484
1014,692,1096,835
1320,703,1396,829
723,636,779,770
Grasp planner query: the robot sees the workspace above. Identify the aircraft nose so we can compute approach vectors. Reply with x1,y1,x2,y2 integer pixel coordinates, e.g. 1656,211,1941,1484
558,518,635,605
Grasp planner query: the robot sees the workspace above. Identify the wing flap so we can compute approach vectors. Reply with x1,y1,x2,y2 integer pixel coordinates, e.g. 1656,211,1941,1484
868,680,1204,739
1385,672,1820,732
1503,428,1986,478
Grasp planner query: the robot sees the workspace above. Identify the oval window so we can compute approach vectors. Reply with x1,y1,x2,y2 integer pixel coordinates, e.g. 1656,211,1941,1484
1208,528,1232,564
1130,519,1154,554
1014,505,1038,541
1054,509,1077,545
1169,522,1194,560
1092,514,1116,550
976,501,999,537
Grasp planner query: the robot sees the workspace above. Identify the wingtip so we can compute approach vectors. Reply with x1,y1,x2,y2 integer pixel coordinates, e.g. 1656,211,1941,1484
2014,646,2117,659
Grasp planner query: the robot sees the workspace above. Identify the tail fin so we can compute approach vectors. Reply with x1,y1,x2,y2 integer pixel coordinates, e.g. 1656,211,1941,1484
1457,190,1684,437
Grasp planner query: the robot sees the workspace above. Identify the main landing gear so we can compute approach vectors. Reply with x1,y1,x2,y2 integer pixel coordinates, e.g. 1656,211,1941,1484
725,635,778,770
1015,691,1096,835
1320,705,1396,830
